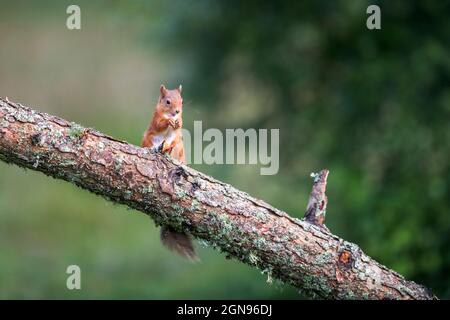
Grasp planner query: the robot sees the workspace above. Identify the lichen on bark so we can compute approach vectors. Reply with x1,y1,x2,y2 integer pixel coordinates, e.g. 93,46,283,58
0,98,436,300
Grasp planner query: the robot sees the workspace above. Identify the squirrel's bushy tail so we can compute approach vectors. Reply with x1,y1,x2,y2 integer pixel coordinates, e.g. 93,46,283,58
160,226,198,261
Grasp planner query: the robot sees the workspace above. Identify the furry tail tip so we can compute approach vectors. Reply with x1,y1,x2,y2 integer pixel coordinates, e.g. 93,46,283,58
160,225,199,261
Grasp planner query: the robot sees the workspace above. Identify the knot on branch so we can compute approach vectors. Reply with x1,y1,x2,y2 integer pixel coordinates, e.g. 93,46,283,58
304,169,329,230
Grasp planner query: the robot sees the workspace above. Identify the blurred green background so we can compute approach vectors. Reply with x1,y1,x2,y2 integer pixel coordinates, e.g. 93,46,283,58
0,0,449,299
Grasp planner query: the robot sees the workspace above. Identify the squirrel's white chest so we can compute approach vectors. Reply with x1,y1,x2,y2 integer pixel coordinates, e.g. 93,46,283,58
164,128,177,146
152,128,177,147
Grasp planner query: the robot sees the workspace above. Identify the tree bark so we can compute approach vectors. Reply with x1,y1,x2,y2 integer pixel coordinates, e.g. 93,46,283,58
0,98,436,299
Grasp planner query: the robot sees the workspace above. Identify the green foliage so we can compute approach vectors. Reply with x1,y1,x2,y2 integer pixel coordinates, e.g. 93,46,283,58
139,0,450,297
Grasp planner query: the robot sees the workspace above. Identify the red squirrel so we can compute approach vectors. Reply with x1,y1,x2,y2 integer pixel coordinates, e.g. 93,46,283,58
141,84,197,260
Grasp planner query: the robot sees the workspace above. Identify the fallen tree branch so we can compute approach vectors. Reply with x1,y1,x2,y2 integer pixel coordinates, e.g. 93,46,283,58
0,98,435,299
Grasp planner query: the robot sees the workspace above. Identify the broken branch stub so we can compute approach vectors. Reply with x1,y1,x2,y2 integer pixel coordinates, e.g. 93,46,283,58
304,169,329,230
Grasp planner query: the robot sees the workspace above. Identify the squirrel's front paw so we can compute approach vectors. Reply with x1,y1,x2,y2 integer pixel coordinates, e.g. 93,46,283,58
169,119,180,129
151,142,164,153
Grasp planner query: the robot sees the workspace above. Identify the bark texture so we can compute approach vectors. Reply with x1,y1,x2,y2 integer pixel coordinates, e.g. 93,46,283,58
304,169,329,230
0,98,436,299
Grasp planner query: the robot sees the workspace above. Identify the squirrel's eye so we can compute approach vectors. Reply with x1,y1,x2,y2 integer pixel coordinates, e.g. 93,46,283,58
166,99,171,105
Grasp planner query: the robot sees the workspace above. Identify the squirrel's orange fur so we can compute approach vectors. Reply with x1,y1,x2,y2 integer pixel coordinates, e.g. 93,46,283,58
141,85,197,260
142,84,185,162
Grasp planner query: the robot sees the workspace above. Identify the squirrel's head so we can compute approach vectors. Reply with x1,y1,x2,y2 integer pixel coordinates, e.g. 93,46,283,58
158,84,183,118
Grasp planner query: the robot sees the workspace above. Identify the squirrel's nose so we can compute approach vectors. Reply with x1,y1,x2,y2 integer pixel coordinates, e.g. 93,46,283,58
175,110,180,114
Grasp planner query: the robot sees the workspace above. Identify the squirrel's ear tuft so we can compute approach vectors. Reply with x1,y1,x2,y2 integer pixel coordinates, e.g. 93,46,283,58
178,84,182,94
160,84,168,96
